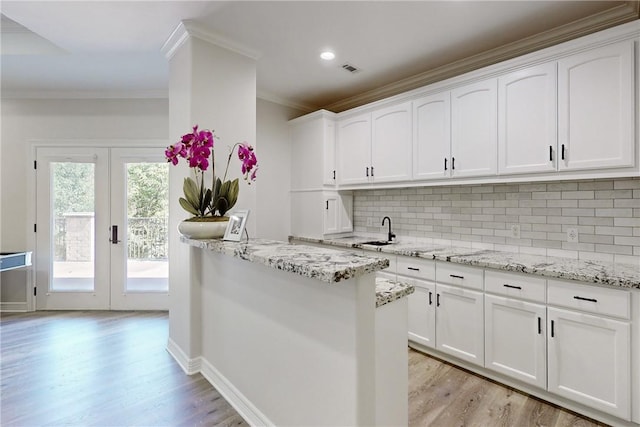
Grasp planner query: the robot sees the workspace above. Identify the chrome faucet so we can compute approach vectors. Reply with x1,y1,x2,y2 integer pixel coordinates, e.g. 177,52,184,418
382,216,396,242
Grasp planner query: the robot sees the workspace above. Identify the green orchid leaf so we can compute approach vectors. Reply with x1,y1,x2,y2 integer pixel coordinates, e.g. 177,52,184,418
183,177,200,207
179,197,200,216
227,178,239,210
203,188,212,214
217,197,229,216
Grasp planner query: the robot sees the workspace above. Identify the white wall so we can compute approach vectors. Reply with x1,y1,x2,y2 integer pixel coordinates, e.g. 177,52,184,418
256,99,303,241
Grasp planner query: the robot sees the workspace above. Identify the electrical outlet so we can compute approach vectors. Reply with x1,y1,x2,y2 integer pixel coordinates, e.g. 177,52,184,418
510,224,520,238
366,217,373,227
566,227,579,243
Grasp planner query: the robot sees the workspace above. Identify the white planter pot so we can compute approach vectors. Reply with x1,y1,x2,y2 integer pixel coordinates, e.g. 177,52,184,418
178,217,229,239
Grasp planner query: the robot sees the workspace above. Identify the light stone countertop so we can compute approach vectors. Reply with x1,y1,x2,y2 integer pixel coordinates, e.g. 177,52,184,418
375,277,414,308
290,235,640,289
181,237,389,284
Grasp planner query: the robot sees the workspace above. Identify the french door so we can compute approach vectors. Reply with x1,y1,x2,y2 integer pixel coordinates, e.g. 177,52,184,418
35,146,169,310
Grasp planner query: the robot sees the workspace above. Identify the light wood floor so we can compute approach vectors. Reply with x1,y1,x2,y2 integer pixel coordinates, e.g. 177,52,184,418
1,311,608,427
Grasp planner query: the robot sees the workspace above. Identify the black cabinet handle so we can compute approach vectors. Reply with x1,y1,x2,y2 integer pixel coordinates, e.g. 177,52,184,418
407,267,420,271
436,293,440,307
551,320,555,338
574,295,598,303
444,158,447,171
452,157,455,170
538,317,542,334
561,144,565,160
326,200,329,210
110,225,119,244
549,146,553,161
428,291,433,305
371,166,374,177
503,284,522,290
450,274,464,279
333,170,336,180
366,167,369,177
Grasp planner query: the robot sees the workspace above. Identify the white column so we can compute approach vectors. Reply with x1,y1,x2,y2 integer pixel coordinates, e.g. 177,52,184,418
162,21,258,365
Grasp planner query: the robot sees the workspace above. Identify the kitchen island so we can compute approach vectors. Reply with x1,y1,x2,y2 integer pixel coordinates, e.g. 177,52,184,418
170,237,412,426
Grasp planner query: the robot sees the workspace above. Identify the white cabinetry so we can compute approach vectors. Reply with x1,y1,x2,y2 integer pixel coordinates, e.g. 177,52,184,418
558,40,635,171
371,102,412,182
451,79,498,178
323,192,353,234
498,63,557,175
484,271,547,389
413,92,451,180
547,279,631,420
337,113,371,185
406,278,436,348
290,110,337,189
291,191,352,238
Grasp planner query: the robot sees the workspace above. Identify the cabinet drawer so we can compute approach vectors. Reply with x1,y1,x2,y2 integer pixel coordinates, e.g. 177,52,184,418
436,263,483,290
396,256,435,281
547,279,630,320
485,270,546,303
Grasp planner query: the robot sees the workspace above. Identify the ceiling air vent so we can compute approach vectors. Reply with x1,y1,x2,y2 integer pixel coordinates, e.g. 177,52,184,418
341,63,360,74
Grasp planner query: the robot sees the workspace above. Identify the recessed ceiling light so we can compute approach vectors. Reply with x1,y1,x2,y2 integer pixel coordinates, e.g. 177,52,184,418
320,51,335,61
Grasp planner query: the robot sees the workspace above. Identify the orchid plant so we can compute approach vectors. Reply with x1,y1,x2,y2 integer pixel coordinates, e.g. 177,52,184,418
165,125,258,218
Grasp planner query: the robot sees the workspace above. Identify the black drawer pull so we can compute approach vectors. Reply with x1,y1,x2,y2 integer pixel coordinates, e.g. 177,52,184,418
538,317,542,334
450,274,464,279
444,158,447,171
428,291,433,305
561,144,565,160
503,284,522,290
573,296,597,303
371,166,374,176
366,167,369,177
407,267,420,271
551,320,555,337
549,145,553,161
451,157,455,170
436,293,440,307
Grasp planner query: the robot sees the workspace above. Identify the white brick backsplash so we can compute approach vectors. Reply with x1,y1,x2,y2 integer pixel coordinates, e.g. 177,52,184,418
353,177,639,260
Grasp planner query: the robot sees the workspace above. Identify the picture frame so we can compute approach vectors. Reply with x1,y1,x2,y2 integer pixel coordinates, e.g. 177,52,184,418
223,209,250,241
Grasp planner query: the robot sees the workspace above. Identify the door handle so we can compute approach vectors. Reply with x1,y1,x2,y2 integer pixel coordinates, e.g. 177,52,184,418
110,225,119,244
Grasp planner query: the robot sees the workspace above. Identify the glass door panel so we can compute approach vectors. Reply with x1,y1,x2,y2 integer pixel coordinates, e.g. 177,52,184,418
125,162,169,293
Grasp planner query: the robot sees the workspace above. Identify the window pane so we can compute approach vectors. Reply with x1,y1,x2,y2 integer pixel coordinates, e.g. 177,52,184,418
51,162,95,292
125,162,169,292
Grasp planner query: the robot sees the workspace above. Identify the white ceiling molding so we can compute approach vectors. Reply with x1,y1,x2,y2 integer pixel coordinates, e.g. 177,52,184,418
256,90,317,114
326,1,640,112
0,89,168,100
161,19,262,61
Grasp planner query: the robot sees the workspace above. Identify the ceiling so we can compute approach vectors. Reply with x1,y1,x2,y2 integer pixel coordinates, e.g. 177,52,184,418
1,1,639,112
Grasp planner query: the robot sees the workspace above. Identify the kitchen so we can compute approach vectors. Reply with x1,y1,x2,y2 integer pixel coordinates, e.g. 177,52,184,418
2,1,640,426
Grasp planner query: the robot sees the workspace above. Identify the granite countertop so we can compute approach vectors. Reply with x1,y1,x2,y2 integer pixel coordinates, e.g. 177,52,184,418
290,235,640,289
375,277,414,308
181,237,389,284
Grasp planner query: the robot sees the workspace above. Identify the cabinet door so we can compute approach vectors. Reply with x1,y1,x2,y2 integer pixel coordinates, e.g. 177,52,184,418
558,40,635,171
451,79,498,178
548,307,630,420
323,195,339,234
337,113,371,185
407,278,436,348
435,284,484,366
323,120,337,185
485,295,546,389
371,102,412,182
413,92,451,180
338,193,353,233
498,63,557,175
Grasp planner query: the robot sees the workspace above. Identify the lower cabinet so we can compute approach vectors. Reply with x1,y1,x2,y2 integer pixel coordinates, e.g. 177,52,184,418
406,279,435,348
548,306,631,420
484,294,546,389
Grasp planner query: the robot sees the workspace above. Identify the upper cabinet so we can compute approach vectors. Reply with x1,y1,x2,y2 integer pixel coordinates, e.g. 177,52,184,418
371,102,413,182
337,113,371,185
290,111,337,190
451,79,498,178
498,63,557,175
337,102,412,185
558,40,635,171
413,92,450,180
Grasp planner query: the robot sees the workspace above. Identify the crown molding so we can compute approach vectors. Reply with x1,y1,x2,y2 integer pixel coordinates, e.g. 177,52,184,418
257,89,317,113
0,89,168,100
325,1,640,113
161,20,261,61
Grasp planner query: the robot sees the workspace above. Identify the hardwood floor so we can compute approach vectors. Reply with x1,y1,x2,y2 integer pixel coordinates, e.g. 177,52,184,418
1,311,608,427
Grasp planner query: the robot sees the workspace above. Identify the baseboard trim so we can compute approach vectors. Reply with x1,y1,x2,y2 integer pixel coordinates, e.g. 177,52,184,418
199,357,274,427
0,302,29,312
165,338,201,375
165,338,273,426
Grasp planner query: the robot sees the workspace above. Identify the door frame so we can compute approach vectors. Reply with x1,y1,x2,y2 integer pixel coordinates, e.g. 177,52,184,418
26,139,168,311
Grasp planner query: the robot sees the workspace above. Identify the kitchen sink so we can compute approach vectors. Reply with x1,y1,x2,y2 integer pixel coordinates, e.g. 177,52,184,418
361,240,392,246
